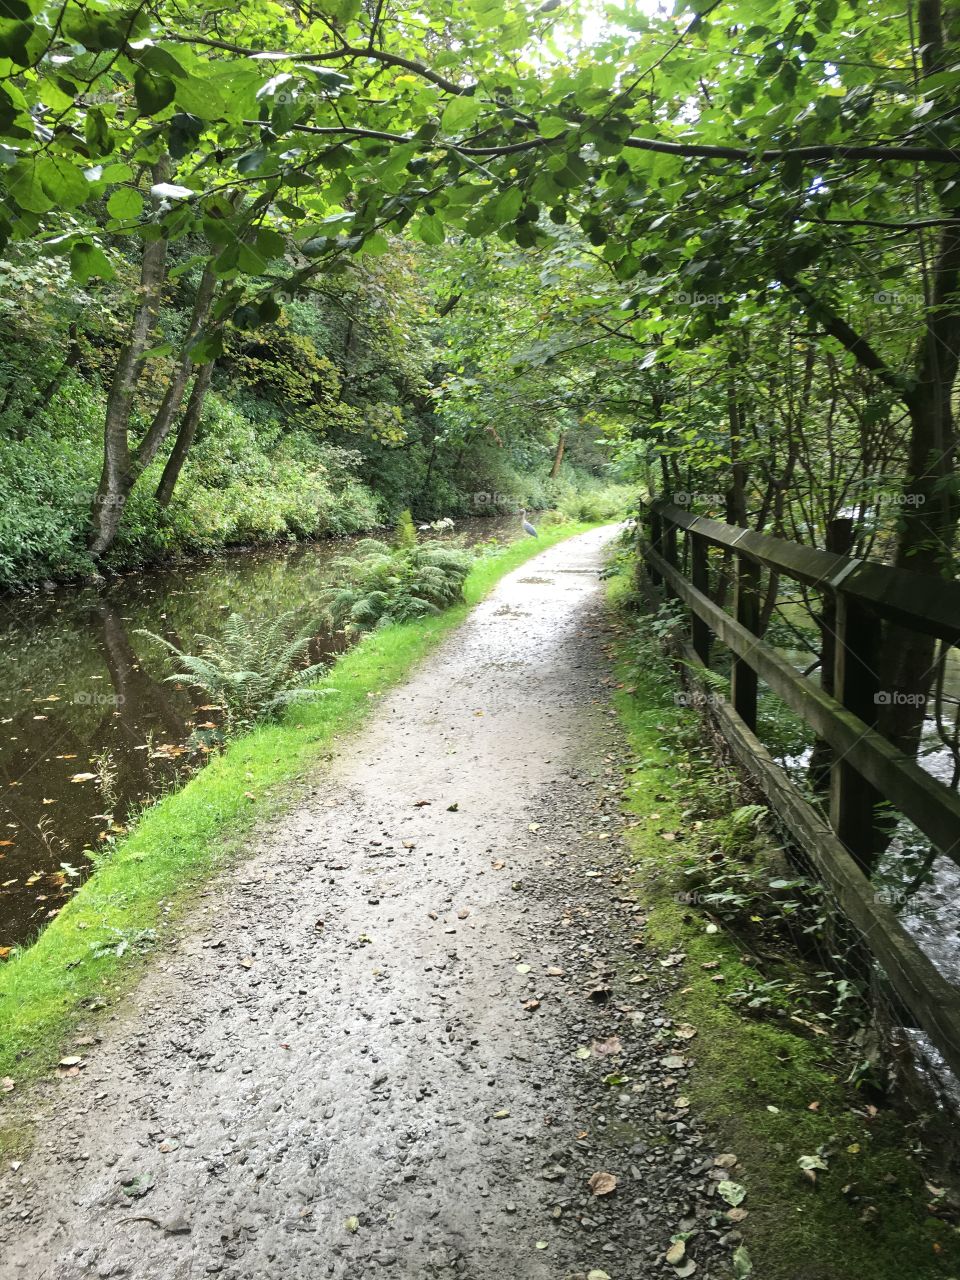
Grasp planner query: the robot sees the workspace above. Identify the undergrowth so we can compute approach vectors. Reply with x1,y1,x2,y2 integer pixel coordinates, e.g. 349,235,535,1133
606,567,960,1280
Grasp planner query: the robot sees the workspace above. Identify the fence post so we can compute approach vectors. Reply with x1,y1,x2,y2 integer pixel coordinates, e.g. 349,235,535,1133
731,552,760,730
690,531,712,664
810,518,855,792
649,508,663,587
663,515,678,600
830,591,884,874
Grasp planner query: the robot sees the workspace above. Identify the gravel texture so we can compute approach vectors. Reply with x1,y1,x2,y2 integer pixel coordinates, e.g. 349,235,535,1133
1,527,731,1280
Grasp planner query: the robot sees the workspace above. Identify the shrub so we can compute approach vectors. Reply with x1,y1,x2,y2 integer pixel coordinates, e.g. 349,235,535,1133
319,538,473,637
137,609,334,731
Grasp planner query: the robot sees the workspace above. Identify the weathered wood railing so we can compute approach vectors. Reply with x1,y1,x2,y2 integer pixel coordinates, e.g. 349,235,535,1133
641,500,960,1082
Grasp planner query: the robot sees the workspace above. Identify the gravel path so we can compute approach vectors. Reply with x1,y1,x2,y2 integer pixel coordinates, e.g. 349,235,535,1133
1,527,731,1280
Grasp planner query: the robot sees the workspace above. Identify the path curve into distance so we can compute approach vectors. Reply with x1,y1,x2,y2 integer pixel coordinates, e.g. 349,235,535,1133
2,527,726,1280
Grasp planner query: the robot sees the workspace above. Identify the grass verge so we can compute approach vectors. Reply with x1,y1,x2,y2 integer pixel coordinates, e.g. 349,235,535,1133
0,522,600,1140
606,569,960,1280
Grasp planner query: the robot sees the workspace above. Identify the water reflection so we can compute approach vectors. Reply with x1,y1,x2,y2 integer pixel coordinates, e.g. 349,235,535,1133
0,520,516,947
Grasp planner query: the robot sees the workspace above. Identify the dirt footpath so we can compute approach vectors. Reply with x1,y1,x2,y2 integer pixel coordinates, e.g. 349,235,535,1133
1,527,729,1280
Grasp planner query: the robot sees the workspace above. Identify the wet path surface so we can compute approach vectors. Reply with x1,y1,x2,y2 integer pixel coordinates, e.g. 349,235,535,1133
1,528,729,1280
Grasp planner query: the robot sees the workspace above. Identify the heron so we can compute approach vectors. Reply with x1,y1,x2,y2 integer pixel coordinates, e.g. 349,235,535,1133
519,508,539,538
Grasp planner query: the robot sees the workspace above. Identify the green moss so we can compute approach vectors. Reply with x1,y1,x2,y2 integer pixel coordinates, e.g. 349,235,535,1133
606,574,960,1280
0,523,598,1143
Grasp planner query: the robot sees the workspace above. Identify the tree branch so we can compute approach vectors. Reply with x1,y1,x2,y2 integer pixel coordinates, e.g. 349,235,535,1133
778,273,910,402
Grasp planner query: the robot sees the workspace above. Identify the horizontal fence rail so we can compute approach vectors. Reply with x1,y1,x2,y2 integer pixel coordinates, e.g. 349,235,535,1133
640,500,960,1084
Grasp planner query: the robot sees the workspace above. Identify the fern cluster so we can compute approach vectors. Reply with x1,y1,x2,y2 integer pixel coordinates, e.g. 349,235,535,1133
319,538,473,638
137,609,333,731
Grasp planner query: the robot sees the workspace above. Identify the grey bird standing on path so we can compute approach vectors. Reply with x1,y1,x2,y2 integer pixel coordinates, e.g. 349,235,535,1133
519,508,539,538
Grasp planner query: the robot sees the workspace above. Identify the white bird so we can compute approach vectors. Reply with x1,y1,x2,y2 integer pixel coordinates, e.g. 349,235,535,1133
519,508,539,538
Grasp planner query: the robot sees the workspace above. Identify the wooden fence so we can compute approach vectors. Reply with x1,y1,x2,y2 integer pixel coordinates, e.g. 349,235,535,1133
640,500,960,1082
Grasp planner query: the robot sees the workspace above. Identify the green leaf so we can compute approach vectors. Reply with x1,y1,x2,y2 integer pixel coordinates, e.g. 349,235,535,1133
717,1180,747,1207
133,68,176,116
539,115,569,138
174,76,226,120
189,330,224,364
70,241,114,283
415,214,445,246
732,1245,753,1279
106,188,144,221
7,158,50,212
0,19,32,64
441,95,482,134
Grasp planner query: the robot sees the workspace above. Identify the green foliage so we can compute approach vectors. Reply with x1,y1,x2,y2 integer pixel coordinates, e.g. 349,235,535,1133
319,538,473,637
394,508,417,549
137,610,332,731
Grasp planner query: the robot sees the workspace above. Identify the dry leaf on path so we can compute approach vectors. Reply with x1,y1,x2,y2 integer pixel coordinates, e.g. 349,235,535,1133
587,1171,618,1196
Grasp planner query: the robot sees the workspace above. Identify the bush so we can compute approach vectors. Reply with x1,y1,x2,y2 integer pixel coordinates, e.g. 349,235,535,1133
137,609,333,731
319,538,473,637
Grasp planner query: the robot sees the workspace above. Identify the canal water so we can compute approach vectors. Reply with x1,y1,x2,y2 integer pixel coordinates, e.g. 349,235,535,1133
0,519,520,949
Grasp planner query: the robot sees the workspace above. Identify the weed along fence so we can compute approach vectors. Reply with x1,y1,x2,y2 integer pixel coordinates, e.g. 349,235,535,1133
639,498,960,1090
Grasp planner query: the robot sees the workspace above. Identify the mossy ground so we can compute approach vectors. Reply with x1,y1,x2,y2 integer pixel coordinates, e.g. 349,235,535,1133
606,571,960,1280
0,522,597,1150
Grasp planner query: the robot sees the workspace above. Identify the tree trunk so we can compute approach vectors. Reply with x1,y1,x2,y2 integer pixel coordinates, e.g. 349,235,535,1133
877,221,960,755
134,263,218,473
155,360,215,508
88,195,169,556
21,322,81,430
550,430,567,478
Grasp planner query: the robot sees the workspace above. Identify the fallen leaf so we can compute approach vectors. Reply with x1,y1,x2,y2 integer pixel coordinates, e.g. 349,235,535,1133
591,1035,622,1057
717,1180,746,1207
0,1077,14,1092
666,1240,686,1265
239,956,253,969
674,1023,697,1040
714,1153,738,1169
732,1244,753,1278
587,1171,618,1197
345,1216,359,1233
69,772,96,783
